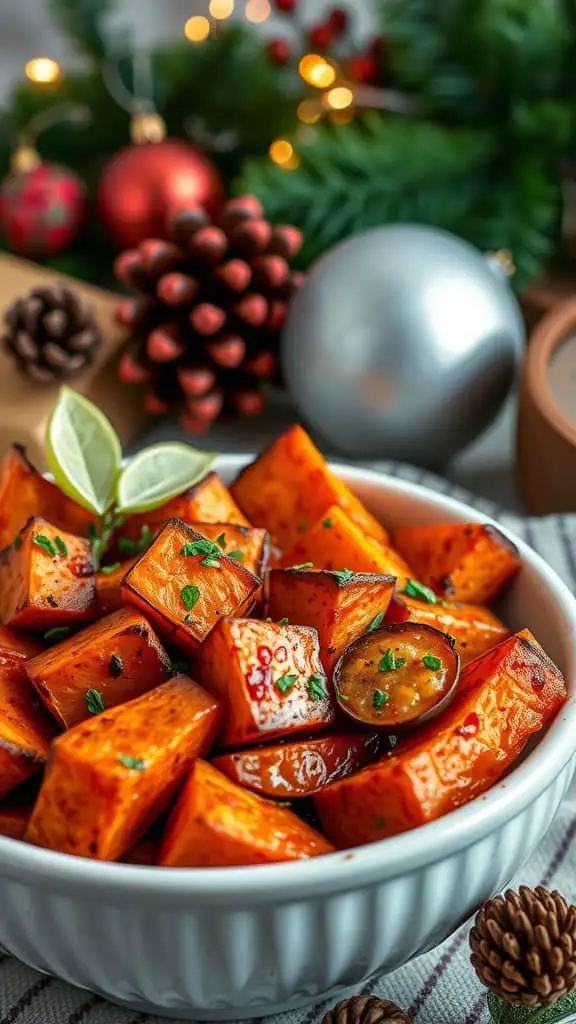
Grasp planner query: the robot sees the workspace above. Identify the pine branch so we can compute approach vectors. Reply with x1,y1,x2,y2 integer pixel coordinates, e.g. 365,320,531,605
49,0,112,61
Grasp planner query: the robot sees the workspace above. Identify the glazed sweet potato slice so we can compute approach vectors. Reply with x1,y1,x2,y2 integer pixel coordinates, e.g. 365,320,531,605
114,471,249,556
160,759,334,866
0,802,31,840
0,517,97,632
25,676,222,861
95,557,138,616
0,445,95,549
385,591,509,665
122,520,261,655
213,732,381,799
0,659,56,799
188,522,269,578
0,624,43,664
25,607,172,729
392,523,521,604
231,424,389,551
315,630,567,846
267,568,396,673
280,506,413,584
198,618,334,748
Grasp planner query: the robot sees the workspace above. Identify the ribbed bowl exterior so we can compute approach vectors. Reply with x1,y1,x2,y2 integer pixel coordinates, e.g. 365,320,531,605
0,458,574,1020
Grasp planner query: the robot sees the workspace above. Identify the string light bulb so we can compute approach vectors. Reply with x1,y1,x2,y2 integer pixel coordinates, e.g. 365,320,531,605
245,0,271,22
209,0,235,18
297,99,322,124
25,58,61,84
299,54,336,89
324,86,354,110
269,139,294,164
184,16,211,41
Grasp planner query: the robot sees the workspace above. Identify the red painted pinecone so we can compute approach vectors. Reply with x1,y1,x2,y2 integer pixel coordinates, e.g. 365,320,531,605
114,195,303,431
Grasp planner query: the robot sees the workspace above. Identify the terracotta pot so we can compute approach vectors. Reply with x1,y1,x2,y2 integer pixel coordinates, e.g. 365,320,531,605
517,298,576,514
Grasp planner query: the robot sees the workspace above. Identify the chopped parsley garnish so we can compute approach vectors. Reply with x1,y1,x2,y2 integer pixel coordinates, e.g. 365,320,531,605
378,648,407,673
216,532,227,548
117,754,146,771
372,689,390,709
85,689,105,715
43,626,70,643
374,816,385,830
13,535,22,550
181,538,220,558
322,517,333,528
423,654,442,671
401,579,438,604
277,617,289,625
276,673,298,694
55,536,68,557
87,522,97,541
180,585,200,612
200,556,221,568
307,674,328,700
100,562,121,575
292,562,314,571
228,549,244,562
33,535,57,558
118,525,153,557
108,654,124,678
331,568,354,583
367,612,385,632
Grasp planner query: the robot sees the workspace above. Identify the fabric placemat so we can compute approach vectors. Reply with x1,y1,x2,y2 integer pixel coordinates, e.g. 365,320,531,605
2,461,576,1024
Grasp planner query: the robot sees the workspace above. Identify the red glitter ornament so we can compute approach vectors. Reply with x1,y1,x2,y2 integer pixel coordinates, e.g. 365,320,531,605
328,7,348,33
0,160,86,259
309,24,333,50
268,39,292,65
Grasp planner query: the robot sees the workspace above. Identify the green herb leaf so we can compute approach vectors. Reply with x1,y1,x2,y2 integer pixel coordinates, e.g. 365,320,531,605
297,520,308,533
13,535,22,550
379,648,407,672
307,674,328,700
372,688,390,709
100,562,121,575
292,562,314,571
118,524,153,557
331,568,354,583
33,535,57,558
181,585,200,612
401,579,438,604
87,522,98,541
171,659,190,675
367,612,385,632
228,549,244,562
200,556,221,568
117,754,146,771
216,532,227,548
276,673,298,694
374,816,385,830
54,536,68,557
181,538,220,558
322,517,333,528
277,616,289,625
487,990,576,1023
85,688,105,715
43,626,70,644
108,654,124,678
423,654,442,670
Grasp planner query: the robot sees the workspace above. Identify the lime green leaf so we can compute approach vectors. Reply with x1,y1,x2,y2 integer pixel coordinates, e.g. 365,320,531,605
115,443,216,514
488,991,576,1023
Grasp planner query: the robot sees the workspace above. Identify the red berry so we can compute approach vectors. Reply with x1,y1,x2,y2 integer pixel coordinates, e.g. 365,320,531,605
328,7,348,33
274,0,296,11
268,39,291,65
309,23,333,50
371,34,388,61
348,53,379,84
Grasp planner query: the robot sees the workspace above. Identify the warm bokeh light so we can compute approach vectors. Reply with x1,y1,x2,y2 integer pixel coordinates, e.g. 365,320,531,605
209,0,235,18
184,16,211,41
245,0,271,22
330,107,355,124
297,125,318,143
297,99,322,124
298,54,336,89
325,86,354,110
269,139,294,165
25,57,61,84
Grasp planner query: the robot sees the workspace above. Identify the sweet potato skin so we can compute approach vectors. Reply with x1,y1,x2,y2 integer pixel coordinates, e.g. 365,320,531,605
0,802,31,840
0,659,56,799
122,519,261,654
0,517,97,632
160,759,335,866
385,593,510,665
231,425,389,551
267,568,396,673
0,624,43,663
213,732,381,799
25,607,172,728
393,523,521,604
96,557,138,615
25,676,222,861
198,617,334,748
280,505,413,583
315,631,567,846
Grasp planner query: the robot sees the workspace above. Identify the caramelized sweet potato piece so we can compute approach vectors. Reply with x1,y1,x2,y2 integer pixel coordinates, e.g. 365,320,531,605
393,523,520,604
213,733,381,799
25,607,172,729
122,520,260,655
198,618,334,748
267,568,396,673
280,506,413,584
0,517,97,632
231,425,389,551
0,802,31,840
385,592,509,665
25,676,222,861
0,659,56,799
0,624,43,663
189,522,269,578
160,759,334,866
95,557,138,616
315,631,567,846
0,445,95,549
114,471,249,555
122,835,160,865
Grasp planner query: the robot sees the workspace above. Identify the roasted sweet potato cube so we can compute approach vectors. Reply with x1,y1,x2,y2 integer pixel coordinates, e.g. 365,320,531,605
231,425,389,551
25,676,222,860
280,506,413,584
160,759,334,866
189,522,269,577
0,802,31,840
122,835,160,865
213,732,382,799
0,445,94,549
122,520,261,655
114,471,249,556
96,557,138,616
197,617,334,748
393,523,521,604
25,607,172,729
385,592,510,665
267,568,396,673
0,624,43,664
0,659,56,799
315,630,567,846
0,518,97,632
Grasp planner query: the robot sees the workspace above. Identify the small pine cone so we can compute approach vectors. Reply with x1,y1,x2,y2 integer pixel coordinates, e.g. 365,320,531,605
114,194,304,431
3,284,101,383
470,886,576,1007
322,996,411,1024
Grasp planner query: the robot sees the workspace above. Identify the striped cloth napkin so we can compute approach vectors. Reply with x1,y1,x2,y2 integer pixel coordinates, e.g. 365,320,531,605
2,462,576,1024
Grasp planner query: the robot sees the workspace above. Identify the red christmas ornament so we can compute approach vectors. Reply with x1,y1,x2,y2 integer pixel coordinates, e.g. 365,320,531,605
268,39,292,64
309,24,333,50
274,0,296,11
328,7,348,33
0,150,86,260
348,53,380,85
98,114,224,250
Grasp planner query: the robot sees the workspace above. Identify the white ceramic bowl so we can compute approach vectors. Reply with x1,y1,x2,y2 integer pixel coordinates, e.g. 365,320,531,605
1,456,576,1021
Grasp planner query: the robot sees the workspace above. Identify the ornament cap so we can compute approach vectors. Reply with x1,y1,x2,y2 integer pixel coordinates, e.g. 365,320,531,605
130,111,167,145
10,144,42,174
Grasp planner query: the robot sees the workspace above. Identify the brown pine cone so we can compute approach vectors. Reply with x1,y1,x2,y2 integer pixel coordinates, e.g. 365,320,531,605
470,885,576,1006
114,194,304,432
3,284,101,382
322,995,411,1024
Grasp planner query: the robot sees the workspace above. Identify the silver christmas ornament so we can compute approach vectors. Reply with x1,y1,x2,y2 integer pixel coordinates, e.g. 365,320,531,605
281,225,525,466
